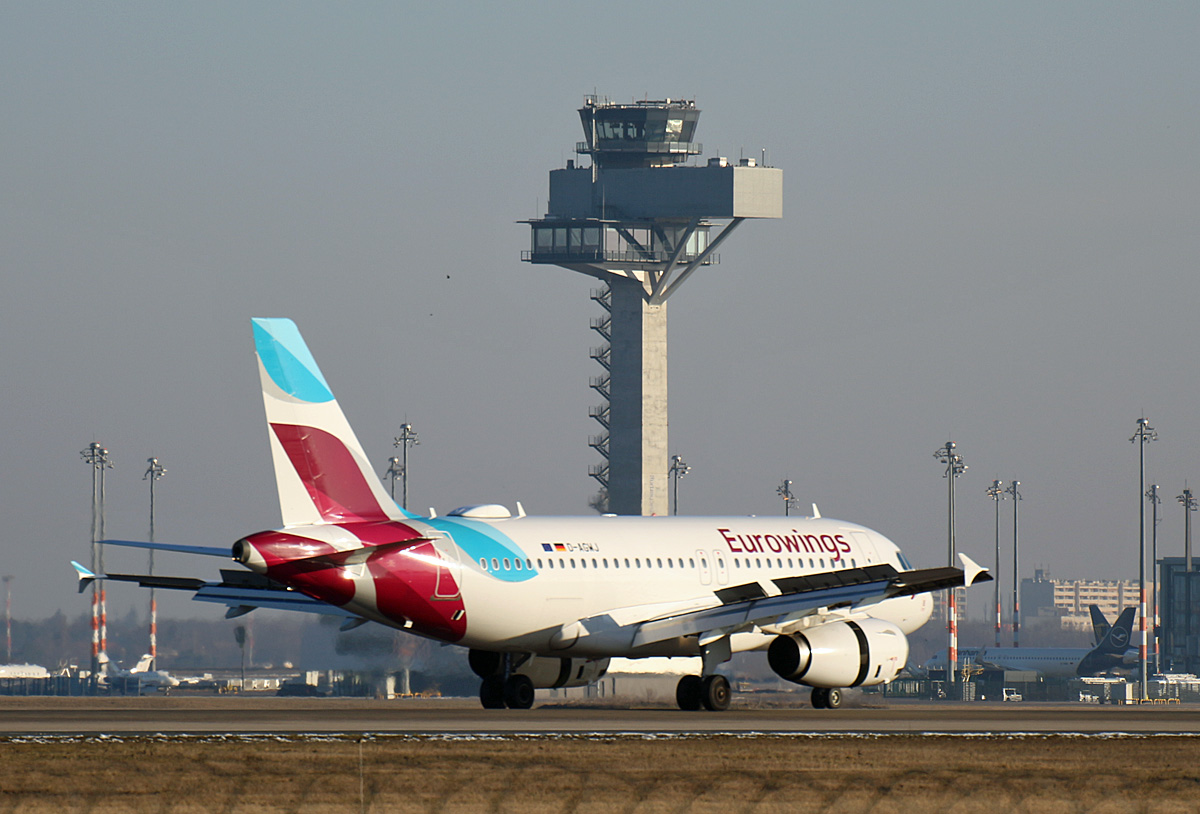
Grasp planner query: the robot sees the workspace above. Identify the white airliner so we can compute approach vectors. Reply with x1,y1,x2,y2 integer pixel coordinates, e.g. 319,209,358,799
98,653,180,690
76,318,989,711
922,607,1137,680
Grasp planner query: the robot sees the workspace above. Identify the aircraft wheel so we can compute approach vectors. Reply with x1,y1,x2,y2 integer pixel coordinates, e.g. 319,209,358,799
811,687,828,709
503,674,535,709
825,688,843,709
480,677,505,709
676,675,702,711
700,674,731,711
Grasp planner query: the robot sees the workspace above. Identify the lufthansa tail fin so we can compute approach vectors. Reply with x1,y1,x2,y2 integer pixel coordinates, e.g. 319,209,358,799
252,318,409,527
1096,606,1136,654
1076,606,1136,676
1089,604,1112,647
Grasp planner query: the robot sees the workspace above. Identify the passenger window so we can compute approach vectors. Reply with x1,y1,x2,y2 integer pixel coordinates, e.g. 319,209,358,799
480,558,487,570
656,558,662,568
503,558,510,570
689,558,695,568
537,559,543,568
515,559,522,571
625,558,630,568
571,559,577,568
603,558,608,568
492,558,500,571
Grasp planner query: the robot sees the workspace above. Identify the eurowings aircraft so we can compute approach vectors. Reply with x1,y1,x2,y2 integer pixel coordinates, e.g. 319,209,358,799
75,318,990,711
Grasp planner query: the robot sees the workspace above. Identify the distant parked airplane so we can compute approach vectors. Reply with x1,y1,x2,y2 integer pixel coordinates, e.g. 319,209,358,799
75,318,990,711
922,606,1138,680
98,653,180,691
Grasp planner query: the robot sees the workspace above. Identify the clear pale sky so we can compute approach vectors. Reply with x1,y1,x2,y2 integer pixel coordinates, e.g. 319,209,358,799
2,3,1198,621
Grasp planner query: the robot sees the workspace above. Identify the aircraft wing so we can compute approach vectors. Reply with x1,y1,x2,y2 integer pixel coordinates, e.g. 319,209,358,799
71,562,356,618
625,554,989,648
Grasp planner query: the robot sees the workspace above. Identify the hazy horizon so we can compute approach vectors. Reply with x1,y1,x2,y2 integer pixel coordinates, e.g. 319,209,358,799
2,3,1198,625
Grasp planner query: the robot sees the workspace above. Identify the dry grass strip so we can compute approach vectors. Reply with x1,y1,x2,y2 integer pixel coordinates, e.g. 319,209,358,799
1,735,1199,813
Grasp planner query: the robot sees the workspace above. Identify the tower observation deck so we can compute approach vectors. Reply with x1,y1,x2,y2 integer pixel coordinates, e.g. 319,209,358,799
523,96,782,515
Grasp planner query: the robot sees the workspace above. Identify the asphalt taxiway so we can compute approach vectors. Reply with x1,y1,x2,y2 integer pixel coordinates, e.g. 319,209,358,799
3,697,1200,736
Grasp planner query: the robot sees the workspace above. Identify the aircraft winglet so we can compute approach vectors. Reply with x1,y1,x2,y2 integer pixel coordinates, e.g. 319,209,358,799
71,561,103,593
958,553,990,586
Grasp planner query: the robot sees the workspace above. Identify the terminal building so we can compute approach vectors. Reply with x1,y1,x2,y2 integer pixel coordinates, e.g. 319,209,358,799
1021,569,1138,630
1159,557,1200,674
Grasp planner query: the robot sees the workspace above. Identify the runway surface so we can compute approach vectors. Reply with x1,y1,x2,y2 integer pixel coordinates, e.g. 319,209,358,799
3,696,1200,736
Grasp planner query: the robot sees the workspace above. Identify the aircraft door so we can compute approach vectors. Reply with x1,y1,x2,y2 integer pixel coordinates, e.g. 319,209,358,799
696,550,712,586
429,532,462,599
713,550,729,585
849,531,880,565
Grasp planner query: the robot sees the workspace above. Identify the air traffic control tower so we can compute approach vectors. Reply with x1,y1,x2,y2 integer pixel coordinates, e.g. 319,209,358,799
523,97,782,515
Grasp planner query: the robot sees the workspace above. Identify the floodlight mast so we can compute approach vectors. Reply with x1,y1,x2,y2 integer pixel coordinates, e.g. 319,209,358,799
1004,480,1021,647
1178,486,1196,674
986,480,1006,647
144,457,166,667
2,575,12,663
1131,417,1157,699
777,479,798,517
383,457,403,503
668,454,690,516
523,96,782,516
933,441,966,688
393,424,419,511
1147,483,1161,675
80,442,112,686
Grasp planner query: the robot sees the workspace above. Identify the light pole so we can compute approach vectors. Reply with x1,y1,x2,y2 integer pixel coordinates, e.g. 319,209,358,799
1004,480,1022,647
2,575,12,663
777,479,798,517
1131,417,1157,700
986,480,1006,647
144,457,166,668
1177,486,1196,674
383,457,403,503
1147,483,1161,675
668,455,690,516
933,441,966,689
393,424,419,511
80,442,112,685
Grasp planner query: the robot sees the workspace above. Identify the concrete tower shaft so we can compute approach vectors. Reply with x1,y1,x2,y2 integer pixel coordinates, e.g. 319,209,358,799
523,97,782,516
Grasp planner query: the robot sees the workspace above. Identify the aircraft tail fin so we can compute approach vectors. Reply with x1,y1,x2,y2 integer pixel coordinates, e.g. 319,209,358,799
1076,605,1135,676
1089,604,1112,647
131,654,154,673
1096,606,1136,654
252,318,409,527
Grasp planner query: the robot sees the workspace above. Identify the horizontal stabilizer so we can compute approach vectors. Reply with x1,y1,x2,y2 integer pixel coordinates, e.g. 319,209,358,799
102,539,232,558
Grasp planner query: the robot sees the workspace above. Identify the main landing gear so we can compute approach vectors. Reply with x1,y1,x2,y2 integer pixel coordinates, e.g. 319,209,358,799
480,673,535,709
810,687,843,709
675,674,731,711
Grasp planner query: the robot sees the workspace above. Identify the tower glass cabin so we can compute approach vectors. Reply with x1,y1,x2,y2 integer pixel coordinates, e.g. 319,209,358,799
523,97,782,516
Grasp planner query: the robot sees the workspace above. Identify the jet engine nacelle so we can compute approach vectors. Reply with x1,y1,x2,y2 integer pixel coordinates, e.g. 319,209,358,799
469,650,610,689
767,618,908,688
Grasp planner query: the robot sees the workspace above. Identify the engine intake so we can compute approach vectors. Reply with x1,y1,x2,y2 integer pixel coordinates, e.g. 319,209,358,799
767,618,908,688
